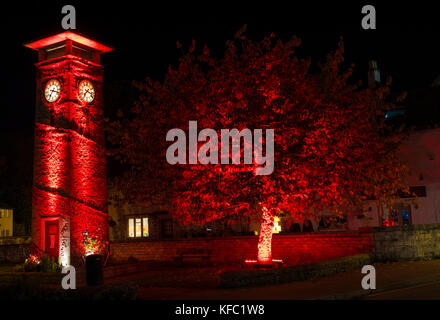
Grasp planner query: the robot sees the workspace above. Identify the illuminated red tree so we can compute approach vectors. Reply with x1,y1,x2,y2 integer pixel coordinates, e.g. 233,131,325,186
109,30,408,264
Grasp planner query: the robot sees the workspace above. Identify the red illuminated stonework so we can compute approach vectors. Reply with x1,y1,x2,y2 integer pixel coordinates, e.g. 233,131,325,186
25,32,113,265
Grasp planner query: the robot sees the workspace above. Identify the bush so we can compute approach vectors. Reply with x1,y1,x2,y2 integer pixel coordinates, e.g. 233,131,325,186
23,255,40,272
39,255,62,273
219,254,371,288
16,254,62,273
12,264,24,272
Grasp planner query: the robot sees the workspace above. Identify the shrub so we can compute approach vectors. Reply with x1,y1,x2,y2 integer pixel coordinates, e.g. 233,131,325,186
17,254,62,273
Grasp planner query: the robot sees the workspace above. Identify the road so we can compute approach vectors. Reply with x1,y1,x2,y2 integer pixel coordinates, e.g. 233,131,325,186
362,280,440,300
106,259,440,300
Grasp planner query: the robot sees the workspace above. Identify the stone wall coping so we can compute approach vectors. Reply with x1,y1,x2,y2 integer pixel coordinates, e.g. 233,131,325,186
372,223,440,232
0,236,32,246
110,231,366,244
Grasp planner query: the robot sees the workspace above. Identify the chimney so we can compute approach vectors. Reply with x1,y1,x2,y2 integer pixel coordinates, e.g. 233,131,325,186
368,60,381,88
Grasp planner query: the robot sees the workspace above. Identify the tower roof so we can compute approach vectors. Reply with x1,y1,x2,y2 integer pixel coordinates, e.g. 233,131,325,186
24,31,113,53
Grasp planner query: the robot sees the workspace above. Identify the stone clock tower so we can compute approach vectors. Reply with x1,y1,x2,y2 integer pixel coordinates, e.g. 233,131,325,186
25,32,113,266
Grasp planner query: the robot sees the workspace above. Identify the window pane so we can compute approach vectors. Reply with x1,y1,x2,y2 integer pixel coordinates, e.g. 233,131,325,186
401,204,411,226
142,218,149,237
161,219,173,238
135,218,142,237
128,219,134,237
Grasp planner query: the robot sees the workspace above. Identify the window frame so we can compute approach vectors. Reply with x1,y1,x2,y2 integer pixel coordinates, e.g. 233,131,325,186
160,218,174,239
127,215,149,239
382,202,412,227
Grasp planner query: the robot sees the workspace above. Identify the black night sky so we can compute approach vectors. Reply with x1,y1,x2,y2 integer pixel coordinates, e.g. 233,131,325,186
1,1,440,230
2,1,440,131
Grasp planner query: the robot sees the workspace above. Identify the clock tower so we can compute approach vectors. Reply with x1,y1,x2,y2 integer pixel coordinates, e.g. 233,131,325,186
25,32,113,266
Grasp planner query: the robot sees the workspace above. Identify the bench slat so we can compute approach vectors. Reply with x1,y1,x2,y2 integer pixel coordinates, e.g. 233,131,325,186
174,247,212,264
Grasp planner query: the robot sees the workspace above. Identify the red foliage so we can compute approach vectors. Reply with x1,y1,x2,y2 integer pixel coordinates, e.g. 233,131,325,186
109,32,408,262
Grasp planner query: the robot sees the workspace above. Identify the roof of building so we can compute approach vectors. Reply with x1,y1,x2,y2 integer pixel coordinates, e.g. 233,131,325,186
24,31,114,53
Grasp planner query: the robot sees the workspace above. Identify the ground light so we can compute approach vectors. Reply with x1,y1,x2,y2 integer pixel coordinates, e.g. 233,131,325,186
244,259,285,268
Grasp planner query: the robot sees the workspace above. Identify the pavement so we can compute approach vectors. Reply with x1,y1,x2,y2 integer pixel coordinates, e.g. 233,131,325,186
362,279,440,299
108,259,440,300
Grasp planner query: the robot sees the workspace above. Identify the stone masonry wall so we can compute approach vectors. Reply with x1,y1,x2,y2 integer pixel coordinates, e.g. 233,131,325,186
0,237,31,264
373,223,440,261
4,225,439,266
110,232,374,265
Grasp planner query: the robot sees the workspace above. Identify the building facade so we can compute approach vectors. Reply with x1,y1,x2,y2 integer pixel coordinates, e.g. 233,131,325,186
26,32,112,265
348,127,440,230
0,206,13,237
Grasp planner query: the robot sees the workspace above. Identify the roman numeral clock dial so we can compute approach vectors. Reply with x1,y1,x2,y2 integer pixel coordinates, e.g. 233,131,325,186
78,80,95,103
44,79,61,102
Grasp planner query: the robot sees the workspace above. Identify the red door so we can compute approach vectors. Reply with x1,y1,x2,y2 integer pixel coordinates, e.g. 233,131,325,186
44,220,59,258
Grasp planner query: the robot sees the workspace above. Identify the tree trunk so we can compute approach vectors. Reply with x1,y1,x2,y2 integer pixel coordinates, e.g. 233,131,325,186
257,207,274,265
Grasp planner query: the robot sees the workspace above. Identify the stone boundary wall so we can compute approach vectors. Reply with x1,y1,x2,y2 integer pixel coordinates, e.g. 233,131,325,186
0,237,32,264
373,224,440,261
3,224,439,267
110,232,374,265
0,272,62,287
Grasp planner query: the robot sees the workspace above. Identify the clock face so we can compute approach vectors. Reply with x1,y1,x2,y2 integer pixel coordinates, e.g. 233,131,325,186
44,79,61,102
78,80,95,103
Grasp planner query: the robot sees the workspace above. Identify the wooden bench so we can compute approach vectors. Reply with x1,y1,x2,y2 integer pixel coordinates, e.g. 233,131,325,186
173,248,212,265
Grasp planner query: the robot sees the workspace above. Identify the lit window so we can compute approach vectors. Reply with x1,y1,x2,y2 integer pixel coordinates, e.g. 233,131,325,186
135,218,142,237
128,219,134,237
382,203,412,227
143,218,149,237
385,109,407,119
273,217,281,233
128,216,149,238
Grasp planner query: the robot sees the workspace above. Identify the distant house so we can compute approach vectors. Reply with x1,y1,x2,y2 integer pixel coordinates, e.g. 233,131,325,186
0,204,13,237
348,127,440,230
347,68,440,229
108,192,173,241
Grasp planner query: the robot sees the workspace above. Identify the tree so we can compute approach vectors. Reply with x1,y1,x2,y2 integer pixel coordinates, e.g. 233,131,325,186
108,30,408,264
